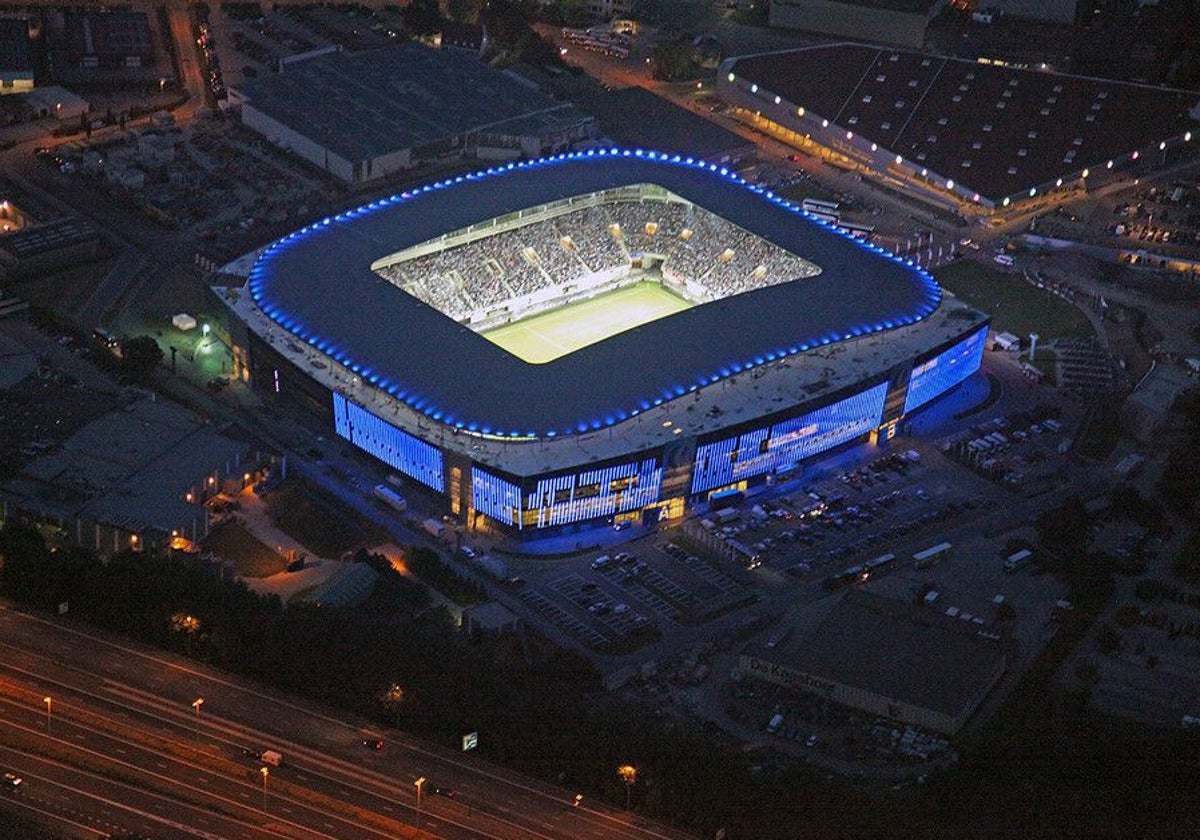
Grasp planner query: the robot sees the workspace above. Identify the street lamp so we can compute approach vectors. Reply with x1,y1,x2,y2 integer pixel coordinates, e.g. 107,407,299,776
260,766,269,810
616,765,637,809
414,776,426,827
43,696,51,734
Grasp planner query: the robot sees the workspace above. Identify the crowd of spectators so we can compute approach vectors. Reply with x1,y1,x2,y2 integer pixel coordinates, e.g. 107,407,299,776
374,199,820,321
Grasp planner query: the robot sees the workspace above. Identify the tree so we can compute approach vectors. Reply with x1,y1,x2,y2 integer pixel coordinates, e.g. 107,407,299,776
446,0,483,22
632,0,718,32
650,39,695,81
120,335,163,384
1035,495,1091,560
401,0,442,36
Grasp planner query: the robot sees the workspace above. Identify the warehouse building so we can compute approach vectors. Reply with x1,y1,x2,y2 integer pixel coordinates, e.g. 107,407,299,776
1,393,269,556
740,590,1008,735
719,43,1200,212
769,0,948,49
229,43,596,184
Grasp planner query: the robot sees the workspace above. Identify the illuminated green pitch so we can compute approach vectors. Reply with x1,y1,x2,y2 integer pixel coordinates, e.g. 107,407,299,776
481,281,693,364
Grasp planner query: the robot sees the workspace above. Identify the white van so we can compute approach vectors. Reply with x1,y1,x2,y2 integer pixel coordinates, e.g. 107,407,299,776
261,750,284,767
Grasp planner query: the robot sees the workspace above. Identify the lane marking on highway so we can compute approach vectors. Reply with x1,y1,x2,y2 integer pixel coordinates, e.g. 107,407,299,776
0,603,699,840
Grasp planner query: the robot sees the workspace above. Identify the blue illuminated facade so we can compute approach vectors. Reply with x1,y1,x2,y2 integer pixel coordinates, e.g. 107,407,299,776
903,326,989,415
473,459,663,531
691,382,889,494
333,393,445,491
472,468,523,528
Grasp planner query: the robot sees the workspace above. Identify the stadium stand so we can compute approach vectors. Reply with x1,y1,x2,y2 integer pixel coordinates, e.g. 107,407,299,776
374,198,820,322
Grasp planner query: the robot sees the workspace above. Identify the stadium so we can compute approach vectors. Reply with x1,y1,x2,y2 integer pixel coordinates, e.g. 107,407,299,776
216,150,990,542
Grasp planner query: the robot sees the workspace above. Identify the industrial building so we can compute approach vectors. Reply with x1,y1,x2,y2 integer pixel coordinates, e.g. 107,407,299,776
718,44,1200,211
0,390,269,556
229,43,596,184
741,590,1008,735
0,216,100,279
769,0,948,49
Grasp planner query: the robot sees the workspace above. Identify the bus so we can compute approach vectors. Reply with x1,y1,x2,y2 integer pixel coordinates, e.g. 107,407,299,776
863,553,897,576
806,210,839,226
1002,548,1034,574
912,542,951,569
92,328,121,352
373,484,408,513
823,564,866,589
709,487,745,510
801,198,840,216
838,220,875,240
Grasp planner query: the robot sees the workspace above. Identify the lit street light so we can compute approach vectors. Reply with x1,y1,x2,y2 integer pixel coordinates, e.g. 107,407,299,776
260,766,269,810
414,776,426,827
616,765,637,809
43,696,51,734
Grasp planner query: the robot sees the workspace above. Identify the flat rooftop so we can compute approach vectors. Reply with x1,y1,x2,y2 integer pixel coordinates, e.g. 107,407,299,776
243,151,944,440
772,589,1007,719
233,42,592,162
0,18,31,74
727,44,1200,200
3,396,249,537
578,87,752,162
0,217,98,259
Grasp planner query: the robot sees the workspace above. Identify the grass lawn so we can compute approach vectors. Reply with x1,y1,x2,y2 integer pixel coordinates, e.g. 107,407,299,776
202,520,287,578
265,478,388,558
934,261,1094,341
482,281,692,364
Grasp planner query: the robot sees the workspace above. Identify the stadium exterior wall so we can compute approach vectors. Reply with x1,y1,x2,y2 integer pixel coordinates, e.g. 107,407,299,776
244,316,988,541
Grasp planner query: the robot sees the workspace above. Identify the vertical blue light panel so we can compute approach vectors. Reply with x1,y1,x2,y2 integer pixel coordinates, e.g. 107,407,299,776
691,381,889,494
332,392,445,491
903,326,989,415
472,468,523,528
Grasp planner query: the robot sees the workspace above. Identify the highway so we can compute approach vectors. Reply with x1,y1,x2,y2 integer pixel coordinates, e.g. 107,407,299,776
0,603,697,840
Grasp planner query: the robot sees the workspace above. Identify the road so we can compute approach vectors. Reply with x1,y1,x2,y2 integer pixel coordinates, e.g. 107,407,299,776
0,602,696,840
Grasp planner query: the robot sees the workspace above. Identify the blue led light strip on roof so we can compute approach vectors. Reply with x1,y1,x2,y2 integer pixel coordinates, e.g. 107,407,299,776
249,149,942,438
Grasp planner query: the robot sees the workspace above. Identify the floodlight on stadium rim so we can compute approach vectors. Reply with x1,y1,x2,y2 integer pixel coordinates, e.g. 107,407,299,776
246,148,942,439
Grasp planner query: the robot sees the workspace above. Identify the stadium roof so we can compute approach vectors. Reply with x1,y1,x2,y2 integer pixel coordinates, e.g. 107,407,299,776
774,590,1008,719
248,150,942,438
727,44,1200,201
234,43,592,163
